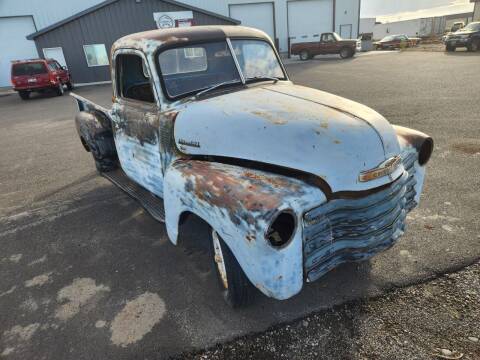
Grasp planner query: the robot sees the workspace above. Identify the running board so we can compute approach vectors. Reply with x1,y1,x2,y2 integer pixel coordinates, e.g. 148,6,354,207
101,169,165,222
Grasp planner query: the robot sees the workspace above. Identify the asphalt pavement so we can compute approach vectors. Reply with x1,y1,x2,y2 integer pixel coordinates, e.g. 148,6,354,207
0,51,479,359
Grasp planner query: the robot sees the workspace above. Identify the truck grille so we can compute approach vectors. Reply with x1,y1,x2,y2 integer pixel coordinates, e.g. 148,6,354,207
303,151,418,282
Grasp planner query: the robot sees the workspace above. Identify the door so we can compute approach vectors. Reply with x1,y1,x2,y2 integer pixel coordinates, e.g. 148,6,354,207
229,3,275,41
47,60,69,84
340,24,353,39
288,0,334,46
43,47,67,68
0,16,38,87
112,52,164,197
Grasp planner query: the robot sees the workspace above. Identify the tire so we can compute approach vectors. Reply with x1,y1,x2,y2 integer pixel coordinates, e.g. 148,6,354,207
210,230,254,308
18,91,29,100
446,44,456,52
55,83,64,96
299,50,310,61
468,39,479,52
339,47,352,59
66,81,74,91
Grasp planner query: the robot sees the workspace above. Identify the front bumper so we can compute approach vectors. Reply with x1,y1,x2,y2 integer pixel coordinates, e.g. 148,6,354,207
446,38,471,47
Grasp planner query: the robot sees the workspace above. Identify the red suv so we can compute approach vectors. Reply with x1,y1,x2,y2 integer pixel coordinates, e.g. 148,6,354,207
11,58,73,100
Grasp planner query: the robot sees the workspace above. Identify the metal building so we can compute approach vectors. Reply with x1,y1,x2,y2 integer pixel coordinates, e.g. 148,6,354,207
178,0,361,53
0,0,102,87
25,0,239,85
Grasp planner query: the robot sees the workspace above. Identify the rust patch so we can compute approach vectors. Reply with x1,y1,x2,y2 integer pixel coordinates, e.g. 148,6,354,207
452,143,480,155
251,111,287,125
175,160,304,226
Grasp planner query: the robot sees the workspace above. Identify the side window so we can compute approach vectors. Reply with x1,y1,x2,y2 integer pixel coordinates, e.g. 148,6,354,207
47,62,56,71
321,34,334,42
116,54,155,103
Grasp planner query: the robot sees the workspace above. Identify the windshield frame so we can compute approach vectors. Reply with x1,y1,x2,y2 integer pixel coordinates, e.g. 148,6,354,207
154,37,288,102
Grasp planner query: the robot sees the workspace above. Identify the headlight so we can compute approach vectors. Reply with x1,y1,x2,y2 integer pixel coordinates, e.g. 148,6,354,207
265,211,296,248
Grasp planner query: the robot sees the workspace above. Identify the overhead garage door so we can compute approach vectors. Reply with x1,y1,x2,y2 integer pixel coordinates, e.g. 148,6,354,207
0,16,39,87
288,0,333,45
229,3,275,41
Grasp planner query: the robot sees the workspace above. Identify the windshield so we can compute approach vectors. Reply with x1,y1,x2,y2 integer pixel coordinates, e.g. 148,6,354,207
381,36,395,42
462,22,480,32
157,39,285,99
12,62,47,76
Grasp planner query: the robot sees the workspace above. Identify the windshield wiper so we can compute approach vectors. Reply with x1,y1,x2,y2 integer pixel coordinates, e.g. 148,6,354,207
245,76,279,84
195,79,242,98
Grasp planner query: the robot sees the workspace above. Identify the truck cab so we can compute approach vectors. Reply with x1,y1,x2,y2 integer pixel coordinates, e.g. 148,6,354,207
72,26,433,307
291,32,357,60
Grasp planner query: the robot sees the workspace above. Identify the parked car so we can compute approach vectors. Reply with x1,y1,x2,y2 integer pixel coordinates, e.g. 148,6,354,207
444,22,480,52
72,26,433,307
11,58,73,100
374,34,421,50
290,32,356,60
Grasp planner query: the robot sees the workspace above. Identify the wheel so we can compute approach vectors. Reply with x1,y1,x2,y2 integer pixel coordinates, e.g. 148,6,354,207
299,50,310,61
340,47,352,59
55,83,64,96
446,44,456,52
468,39,479,52
210,230,254,308
66,81,74,91
18,91,29,100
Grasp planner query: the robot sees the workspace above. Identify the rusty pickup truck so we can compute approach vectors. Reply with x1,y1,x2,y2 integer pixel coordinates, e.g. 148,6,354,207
72,26,433,307
290,32,357,60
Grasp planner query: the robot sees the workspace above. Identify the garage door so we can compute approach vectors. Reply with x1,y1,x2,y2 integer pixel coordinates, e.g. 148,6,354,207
288,0,334,45
229,3,275,41
0,16,39,87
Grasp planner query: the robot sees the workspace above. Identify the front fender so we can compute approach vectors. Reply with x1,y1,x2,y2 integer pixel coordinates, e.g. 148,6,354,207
393,125,433,206
163,160,327,300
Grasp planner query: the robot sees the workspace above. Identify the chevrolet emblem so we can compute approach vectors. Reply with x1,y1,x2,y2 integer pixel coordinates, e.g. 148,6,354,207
359,156,402,182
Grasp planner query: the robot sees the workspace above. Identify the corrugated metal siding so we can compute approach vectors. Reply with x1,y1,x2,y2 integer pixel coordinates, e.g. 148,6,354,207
33,0,235,84
0,0,103,30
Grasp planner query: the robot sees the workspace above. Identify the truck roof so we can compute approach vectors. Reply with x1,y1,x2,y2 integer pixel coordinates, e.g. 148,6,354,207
112,25,272,53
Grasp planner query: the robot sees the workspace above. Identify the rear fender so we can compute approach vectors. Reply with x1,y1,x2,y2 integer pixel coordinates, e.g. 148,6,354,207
71,93,117,160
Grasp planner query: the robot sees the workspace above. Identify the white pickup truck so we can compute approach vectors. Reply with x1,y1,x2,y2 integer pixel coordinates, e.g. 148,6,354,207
72,26,433,307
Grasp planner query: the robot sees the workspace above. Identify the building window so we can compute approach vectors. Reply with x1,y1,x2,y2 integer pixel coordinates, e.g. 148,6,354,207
83,44,109,67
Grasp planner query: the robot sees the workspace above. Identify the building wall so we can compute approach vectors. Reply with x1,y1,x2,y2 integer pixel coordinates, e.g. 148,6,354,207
0,0,103,87
32,0,235,84
179,0,360,52
360,17,375,34
473,1,480,21
373,19,422,40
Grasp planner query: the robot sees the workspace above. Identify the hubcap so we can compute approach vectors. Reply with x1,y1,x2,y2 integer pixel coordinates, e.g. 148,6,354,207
212,231,228,289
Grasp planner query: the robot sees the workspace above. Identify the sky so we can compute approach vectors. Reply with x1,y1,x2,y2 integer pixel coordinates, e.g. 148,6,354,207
361,0,475,22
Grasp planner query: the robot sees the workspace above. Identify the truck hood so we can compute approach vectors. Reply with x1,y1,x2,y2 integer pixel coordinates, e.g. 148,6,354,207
173,83,402,193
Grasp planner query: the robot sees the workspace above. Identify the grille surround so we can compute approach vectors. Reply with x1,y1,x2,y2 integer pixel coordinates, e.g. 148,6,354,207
302,151,418,282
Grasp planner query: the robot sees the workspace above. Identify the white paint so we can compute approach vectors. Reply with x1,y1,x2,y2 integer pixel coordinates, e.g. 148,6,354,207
28,255,47,266
0,286,17,298
0,16,38,87
442,224,454,232
110,292,166,347
230,3,275,41
288,0,334,45
95,320,107,328
55,278,110,321
9,254,22,263
24,272,52,288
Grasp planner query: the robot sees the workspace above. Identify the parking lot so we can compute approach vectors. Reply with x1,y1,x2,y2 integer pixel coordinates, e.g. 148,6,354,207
1,51,479,359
